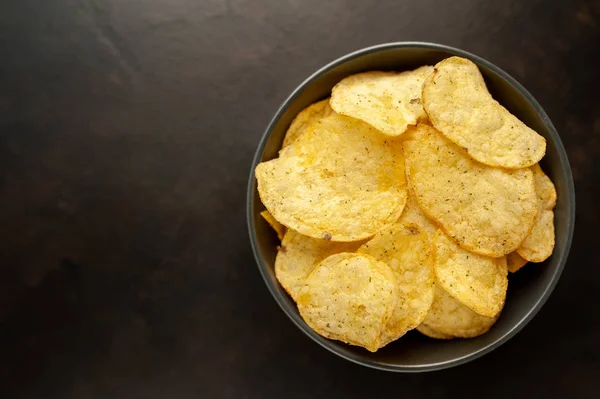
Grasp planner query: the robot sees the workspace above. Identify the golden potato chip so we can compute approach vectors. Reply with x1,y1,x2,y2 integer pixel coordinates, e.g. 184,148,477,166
419,285,500,338
357,223,434,346
282,99,333,148
297,253,399,352
403,124,537,257
330,66,434,136
517,210,555,263
507,251,528,273
260,210,286,240
532,164,557,210
433,230,507,317
398,191,438,236
416,323,453,340
422,56,546,168
256,113,408,242
275,230,362,301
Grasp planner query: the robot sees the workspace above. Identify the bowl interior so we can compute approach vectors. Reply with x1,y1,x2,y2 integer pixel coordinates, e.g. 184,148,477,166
247,43,574,371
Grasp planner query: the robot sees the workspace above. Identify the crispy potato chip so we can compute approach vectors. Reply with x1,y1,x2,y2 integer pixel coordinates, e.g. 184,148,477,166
398,191,438,236
532,164,557,210
330,67,433,136
275,230,362,301
297,253,399,352
422,56,546,168
416,323,453,340
507,251,528,273
517,210,555,263
256,113,408,241
403,124,537,257
433,230,507,317
282,99,333,148
419,285,500,338
260,210,286,240
358,223,434,346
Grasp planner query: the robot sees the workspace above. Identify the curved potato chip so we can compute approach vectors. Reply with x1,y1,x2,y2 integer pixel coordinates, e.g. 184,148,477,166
282,99,333,148
256,113,408,241
416,323,453,340
433,230,507,317
403,124,537,257
357,223,434,346
275,230,362,301
260,210,286,240
330,66,433,136
422,56,546,168
517,210,555,263
419,285,500,338
297,253,399,352
507,251,528,273
532,164,557,210
398,191,438,236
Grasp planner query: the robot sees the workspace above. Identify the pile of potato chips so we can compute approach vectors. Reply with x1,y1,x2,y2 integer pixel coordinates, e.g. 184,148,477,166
255,57,556,352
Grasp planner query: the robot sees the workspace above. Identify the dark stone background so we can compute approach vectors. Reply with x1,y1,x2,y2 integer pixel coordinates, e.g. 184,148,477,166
0,0,598,398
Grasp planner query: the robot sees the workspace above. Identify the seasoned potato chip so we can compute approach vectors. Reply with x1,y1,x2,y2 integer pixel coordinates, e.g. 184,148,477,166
507,251,528,273
330,66,433,136
256,113,408,241
516,164,556,263
403,124,537,257
532,164,557,210
419,285,500,338
517,210,555,263
398,191,438,236
260,210,286,240
433,230,507,317
297,253,399,352
416,323,453,340
422,56,546,168
358,223,434,346
282,99,333,148
275,230,362,301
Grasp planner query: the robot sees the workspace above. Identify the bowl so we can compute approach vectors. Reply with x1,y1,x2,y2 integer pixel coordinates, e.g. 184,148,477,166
246,42,575,372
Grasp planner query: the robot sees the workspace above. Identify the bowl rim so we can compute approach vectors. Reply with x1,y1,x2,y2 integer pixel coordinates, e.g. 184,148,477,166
246,41,575,372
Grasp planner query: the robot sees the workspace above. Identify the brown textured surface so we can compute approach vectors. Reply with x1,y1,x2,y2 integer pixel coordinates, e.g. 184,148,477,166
0,0,598,397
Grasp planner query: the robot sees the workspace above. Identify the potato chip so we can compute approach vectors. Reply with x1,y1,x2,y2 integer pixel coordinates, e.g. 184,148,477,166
398,191,438,236
297,253,399,352
507,251,528,273
416,323,453,340
256,113,408,242
532,164,557,210
517,210,555,263
260,210,286,240
275,230,362,301
403,124,537,257
282,99,333,148
419,285,500,338
330,66,433,136
357,223,434,346
422,56,546,168
433,230,507,317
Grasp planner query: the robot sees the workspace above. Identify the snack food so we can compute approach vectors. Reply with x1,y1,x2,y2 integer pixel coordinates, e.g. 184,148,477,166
432,230,507,317
297,253,399,352
418,285,501,338
403,124,538,257
422,57,546,168
330,67,433,136
255,56,558,351
256,113,407,242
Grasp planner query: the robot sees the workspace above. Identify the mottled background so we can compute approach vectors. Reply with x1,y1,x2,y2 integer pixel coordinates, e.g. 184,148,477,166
0,0,598,398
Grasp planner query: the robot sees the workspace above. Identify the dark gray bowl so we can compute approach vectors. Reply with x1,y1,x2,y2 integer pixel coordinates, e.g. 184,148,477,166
247,42,575,372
